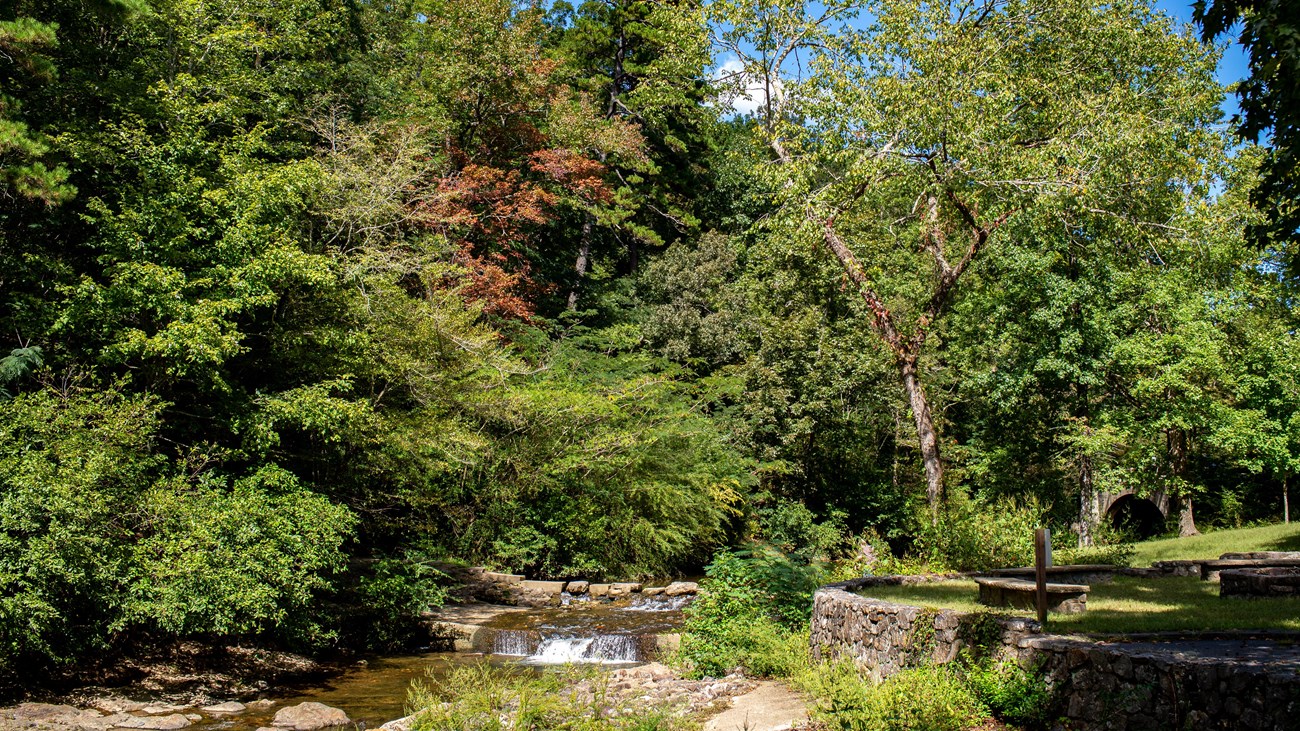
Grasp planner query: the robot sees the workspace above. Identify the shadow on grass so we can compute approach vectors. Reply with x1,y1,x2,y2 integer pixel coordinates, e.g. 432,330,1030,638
1263,530,1300,553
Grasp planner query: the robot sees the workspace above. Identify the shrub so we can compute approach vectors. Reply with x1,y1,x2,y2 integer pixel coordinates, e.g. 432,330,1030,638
0,387,358,672
964,659,1055,729
127,467,355,643
677,548,818,678
914,496,1042,571
1055,541,1135,567
756,499,848,563
800,662,987,731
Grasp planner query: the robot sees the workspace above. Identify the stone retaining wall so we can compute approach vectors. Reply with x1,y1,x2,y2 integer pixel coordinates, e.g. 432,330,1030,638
810,583,1037,679
812,577,1300,730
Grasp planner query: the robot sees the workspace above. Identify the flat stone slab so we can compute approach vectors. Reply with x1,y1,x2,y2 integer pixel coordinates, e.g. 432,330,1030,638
426,603,527,623
1027,635,1300,672
1220,551,1300,560
975,576,1089,614
1200,558,1300,581
199,703,245,715
1221,567,1300,597
703,681,806,731
664,581,698,596
519,580,566,594
271,703,350,731
113,716,191,730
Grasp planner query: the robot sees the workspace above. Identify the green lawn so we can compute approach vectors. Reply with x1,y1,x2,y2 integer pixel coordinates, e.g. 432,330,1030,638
1129,522,1300,565
861,576,1300,634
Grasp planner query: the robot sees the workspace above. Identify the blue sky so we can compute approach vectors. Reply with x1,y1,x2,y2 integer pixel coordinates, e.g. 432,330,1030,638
713,1,1252,119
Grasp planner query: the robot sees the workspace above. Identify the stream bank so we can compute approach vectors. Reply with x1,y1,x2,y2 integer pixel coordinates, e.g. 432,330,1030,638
1,588,706,731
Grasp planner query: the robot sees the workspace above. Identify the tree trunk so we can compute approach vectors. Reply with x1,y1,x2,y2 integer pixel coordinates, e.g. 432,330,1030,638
1169,427,1199,536
1178,495,1200,537
1078,453,1096,548
566,215,594,311
900,356,943,524
1285,474,1290,524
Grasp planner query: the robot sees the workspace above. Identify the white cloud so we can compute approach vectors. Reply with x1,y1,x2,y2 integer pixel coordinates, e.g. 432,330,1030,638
712,56,782,117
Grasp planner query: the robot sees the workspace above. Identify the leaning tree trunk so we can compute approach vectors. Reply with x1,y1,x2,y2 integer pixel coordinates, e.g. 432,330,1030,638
900,356,944,525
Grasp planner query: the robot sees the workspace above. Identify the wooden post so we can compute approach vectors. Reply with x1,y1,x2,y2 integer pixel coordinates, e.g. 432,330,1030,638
1034,528,1050,627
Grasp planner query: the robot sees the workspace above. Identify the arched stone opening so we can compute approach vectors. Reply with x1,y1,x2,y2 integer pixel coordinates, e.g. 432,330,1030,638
1106,493,1165,538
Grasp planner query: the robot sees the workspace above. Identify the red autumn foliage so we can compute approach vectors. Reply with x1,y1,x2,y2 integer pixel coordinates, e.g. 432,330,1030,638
528,149,612,203
414,150,606,320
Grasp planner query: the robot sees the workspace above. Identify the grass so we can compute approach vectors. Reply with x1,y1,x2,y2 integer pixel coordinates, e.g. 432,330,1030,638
861,575,1300,634
1129,522,1300,565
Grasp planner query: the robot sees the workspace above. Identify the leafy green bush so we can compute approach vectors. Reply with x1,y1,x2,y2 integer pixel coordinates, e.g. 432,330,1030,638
677,548,818,678
1055,541,1135,567
0,387,356,671
756,499,848,563
800,662,987,731
318,554,449,652
126,466,355,642
964,659,1055,728
914,496,1042,572
0,387,161,669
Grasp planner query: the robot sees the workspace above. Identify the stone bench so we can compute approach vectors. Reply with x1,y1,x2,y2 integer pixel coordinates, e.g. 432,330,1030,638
1220,567,1300,597
975,576,1089,614
1200,558,1300,581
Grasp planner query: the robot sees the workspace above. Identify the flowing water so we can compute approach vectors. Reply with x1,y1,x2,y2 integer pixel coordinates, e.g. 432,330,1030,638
189,653,527,731
177,599,692,731
477,597,689,665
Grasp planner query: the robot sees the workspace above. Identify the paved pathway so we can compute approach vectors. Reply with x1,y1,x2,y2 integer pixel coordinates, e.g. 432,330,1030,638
703,681,806,731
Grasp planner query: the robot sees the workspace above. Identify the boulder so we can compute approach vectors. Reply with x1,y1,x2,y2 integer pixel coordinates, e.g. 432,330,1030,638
113,714,192,730
565,581,590,594
200,703,246,715
271,703,350,731
609,582,643,597
588,584,611,597
664,581,698,597
642,587,665,596
4,705,92,723
378,716,413,731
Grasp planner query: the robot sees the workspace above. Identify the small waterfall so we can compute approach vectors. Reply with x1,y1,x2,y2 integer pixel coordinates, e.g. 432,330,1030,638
491,629,539,657
624,594,693,612
559,591,591,606
524,635,641,664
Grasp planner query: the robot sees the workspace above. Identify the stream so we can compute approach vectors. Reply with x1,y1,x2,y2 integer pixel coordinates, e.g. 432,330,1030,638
187,594,691,731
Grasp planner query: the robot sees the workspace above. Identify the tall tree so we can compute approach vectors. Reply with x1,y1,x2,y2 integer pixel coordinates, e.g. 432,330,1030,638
546,0,715,310
715,0,1222,521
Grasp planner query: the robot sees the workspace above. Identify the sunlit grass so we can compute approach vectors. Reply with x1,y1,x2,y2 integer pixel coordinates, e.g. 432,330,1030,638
861,576,1300,634
1129,522,1300,565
